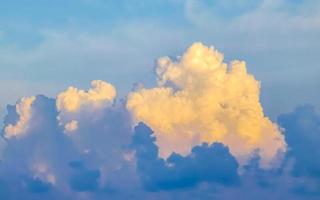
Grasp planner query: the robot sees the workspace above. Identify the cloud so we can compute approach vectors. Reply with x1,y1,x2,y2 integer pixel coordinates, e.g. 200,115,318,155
24,177,52,193
131,122,240,191
0,40,320,199
127,43,286,168
278,105,320,179
0,83,320,199
4,96,36,139
215,104,320,199
0,84,135,199
56,80,116,113
69,161,101,192
64,120,78,133
56,80,116,133
0,95,77,199
213,105,320,199
1,0,319,119
185,0,320,33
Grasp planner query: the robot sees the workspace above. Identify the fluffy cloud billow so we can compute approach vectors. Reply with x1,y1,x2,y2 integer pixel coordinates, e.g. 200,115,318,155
131,122,240,191
4,96,36,139
127,43,286,168
0,84,136,199
0,43,319,199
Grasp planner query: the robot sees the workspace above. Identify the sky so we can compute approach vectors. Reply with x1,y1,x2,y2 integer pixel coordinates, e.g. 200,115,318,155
0,0,320,199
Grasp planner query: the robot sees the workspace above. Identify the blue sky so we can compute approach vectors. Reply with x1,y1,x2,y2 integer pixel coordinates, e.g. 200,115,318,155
0,1,320,199
0,0,319,119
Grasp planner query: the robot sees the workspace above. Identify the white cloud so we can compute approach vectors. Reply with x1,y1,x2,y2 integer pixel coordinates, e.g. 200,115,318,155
127,43,286,168
4,96,36,139
56,80,116,133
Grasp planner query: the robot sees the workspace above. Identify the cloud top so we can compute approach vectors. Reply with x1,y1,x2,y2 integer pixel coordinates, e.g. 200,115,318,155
3,42,319,199
127,42,286,168
4,96,36,139
56,80,116,133
56,80,116,113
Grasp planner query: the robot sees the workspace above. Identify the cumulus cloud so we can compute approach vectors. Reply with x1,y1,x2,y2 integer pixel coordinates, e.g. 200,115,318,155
0,85,319,199
1,42,320,199
213,105,320,199
4,96,36,139
131,122,239,191
0,85,135,199
1,95,78,199
278,105,320,180
56,80,116,113
127,42,286,168
56,80,116,133
69,161,101,192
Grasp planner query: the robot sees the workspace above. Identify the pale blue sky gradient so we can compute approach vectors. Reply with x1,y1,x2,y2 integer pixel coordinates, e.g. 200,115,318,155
0,0,319,119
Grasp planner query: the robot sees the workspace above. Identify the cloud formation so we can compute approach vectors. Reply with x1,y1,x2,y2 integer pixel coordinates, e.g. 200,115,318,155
278,105,320,183
0,43,320,199
131,122,239,191
0,89,134,199
56,80,116,133
4,96,36,139
127,43,286,168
